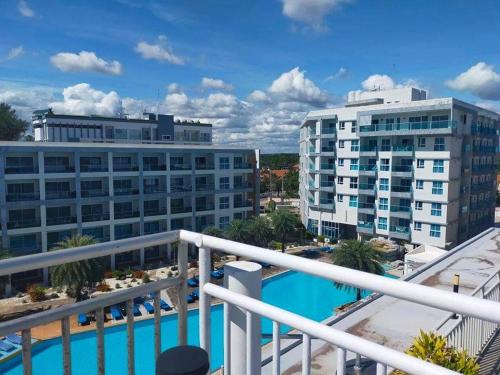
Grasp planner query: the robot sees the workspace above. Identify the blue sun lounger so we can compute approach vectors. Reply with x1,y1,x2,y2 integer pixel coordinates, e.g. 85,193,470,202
190,289,199,300
210,270,224,279
186,294,194,303
133,304,142,316
6,334,22,345
160,300,171,311
143,302,154,314
187,277,199,287
78,313,89,326
0,340,15,352
110,307,123,321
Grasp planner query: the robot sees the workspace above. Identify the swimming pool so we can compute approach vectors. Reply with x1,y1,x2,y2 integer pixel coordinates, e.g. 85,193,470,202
0,270,392,374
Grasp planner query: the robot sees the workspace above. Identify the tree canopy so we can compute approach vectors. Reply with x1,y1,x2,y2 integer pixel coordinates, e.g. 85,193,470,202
0,103,29,141
270,209,300,252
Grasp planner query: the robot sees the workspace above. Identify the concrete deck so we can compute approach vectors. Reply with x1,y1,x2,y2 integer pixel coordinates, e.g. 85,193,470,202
262,228,500,374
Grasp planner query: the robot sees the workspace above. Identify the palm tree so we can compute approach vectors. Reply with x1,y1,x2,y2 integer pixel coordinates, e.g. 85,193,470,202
270,210,299,252
50,235,104,301
224,219,251,243
247,216,273,248
202,226,227,269
330,240,384,301
0,248,12,297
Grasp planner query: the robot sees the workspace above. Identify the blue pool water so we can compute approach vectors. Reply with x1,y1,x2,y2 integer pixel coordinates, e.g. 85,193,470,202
0,270,393,375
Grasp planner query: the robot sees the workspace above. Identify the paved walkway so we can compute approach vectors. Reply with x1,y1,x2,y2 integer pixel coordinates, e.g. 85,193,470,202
478,330,500,375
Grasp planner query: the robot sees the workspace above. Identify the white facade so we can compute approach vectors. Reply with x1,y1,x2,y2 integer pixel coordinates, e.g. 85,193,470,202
299,87,499,249
0,141,258,287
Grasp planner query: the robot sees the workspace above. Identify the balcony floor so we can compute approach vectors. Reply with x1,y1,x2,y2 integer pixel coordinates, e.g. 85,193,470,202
262,228,500,374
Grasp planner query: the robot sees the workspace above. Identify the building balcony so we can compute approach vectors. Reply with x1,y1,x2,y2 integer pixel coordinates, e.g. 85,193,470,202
144,187,168,195
114,211,140,219
195,184,215,192
81,189,109,198
82,213,110,222
320,127,336,135
143,164,166,171
170,164,192,171
234,162,252,170
195,164,215,171
234,200,253,208
7,218,41,229
195,203,215,212
171,185,192,193
234,181,252,189
114,189,139,196
358,184,376,194
45,165,75,173
114,232,139,240
171,206,192,214
357,221,374,234
358,202,375,213
319,199,335,211
320,147,335,153
6,193,40,202
113,165,139,172
45,191,76,200
358,165,377,175
46,216,77,226
472,164,496,173
392,145,414,154
471,182,494,192
472,146,496,154
471,124,497,135
390,205,412,218
389,225,411,239
359,120,456,136
80,165,108,173
144,208,168,217
5,166,38,174
359,146,377,156
391,165,413,173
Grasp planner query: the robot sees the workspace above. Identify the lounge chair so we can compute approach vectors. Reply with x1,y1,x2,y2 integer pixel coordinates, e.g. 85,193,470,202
190,289,199,300
6,334,22,345
133,297,144,304
0,340,15,352
186,294,194,303
187,277,199,287
160,299,171,311
133,304,142,316
258,261,271,268
110,307,123,321
143,302,154,314
210,270,224,279
78,313,89,326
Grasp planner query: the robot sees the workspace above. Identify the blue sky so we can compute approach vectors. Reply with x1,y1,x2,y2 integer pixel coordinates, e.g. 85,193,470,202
1,0,500,152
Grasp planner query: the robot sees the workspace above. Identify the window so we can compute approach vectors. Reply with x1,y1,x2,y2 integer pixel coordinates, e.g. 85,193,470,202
350,159,359,171
339,121,345,130
432,181,443,195
415,201,423,211
219,196,229,209
416,180,424,190
351,140,359,152
219,216,230,229
219,177,230,190
418,138,426,148
381,139,391,151
219,157,230,170
378,217,388,230
337,176,344,184
380,159,390,171
338,158,344,167
414,222,422,231
337,194,344,202
433,160,444,173
349,196,358,208
434,138,445,151
351,121,357,133
379,178,389,191
339,140,345,148
350,177,358,189
430,224,441,238
379,198,388,210
417,159,425,168
431,203,442,216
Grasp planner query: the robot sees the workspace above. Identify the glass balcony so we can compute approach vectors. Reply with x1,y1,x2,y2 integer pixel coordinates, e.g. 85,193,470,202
114,211,140,219
471,124,497,135
143,164,166,171
392,145,414,152
195,203,215,211
390,205,412,213
472,146,496,153
321,147,335,152
144,208,167,217
358,202,375,209
359,120,456,133
170,163,192,171
389,225,410,235
46,191,76,200
234,181,252,189
357,221,374,229
45,165,75,173
195,163,214,171
171,185,192,192
195,183,215,192
234,162,252,169
6,193,40,202
113,164,139,172
171,205,192,214
80,165,108,173
359,164,377,171
358,183,375,191
390,185,412,193
359,146,377,152
46,216,77,226
5,166,38,174
144,187,168,194
472,164,495,172
320,163,335,170
81,189,108,198
391,165,412,173
321,127,335,134
114,188,139,196
115,232,139,240
82,213,110,222
320,181,334,188
7,218,41,229
234,200,253,208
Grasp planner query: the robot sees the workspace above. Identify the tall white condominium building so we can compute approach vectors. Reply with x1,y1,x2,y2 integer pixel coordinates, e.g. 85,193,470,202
0,109,259,288
299,87,498,250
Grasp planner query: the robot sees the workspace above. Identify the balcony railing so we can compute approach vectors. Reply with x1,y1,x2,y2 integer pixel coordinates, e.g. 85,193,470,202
195,203,215,212
114,211,140,219
196,184,215,192
80,165,108,173
358,164,377,171
321,147,335,153
234,162,252,170
114,188,139,196
360,120,456,133
389,225,410,234
171,205,192,214
143,164,166,171
113,165,139,172
234,200,253,208
6,193,40,202
390,205,412,213
171,185,192,193
81,189,108,198
195,164,215,171
390,185,412,193
472,146,496,153
321,127,335,134
170,164,192,171
391,165,412,173
320,181,334,188
359,146,377,152
358,183,375,191
45,191,76,200
357,221,374,229
5,166,38,174
7,218,41,229
46,216,77,226
0,231,497,375
234,181,252,189
45,165,75,173
471,124,497,135
82,213,110,222
144,208,167,217
320,163,335,170
144,187,168,194
392,145,414,152
358,202,375,209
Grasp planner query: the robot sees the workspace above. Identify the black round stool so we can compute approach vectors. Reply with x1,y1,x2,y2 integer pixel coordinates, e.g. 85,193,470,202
156,345,209,375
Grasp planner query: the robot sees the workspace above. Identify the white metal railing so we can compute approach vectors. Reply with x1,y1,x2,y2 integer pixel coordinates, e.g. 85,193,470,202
435,269,500,356
0,230,498,375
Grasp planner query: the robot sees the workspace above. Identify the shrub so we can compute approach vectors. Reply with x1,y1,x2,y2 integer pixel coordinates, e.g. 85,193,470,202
131,278,137,282
171,265,178,271
167,271,173,277
27,284,46,302
392,330,479,375
96,283,112,292
16,292,23,298
115,283,121,289
317,235,325,243
48,293,59,299
269,240,281,250
112,270,126,280
132,270,144,279
104,271,113,279
142,273,152,283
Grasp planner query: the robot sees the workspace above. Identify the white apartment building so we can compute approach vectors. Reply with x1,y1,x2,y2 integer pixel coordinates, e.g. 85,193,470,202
299,87,498,249
0,111,258,289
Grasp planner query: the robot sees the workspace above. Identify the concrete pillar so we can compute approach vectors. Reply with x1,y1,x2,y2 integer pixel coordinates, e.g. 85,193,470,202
224,261,262,375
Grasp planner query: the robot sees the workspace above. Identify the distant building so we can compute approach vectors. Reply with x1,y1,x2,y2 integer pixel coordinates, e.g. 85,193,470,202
299,87,499,249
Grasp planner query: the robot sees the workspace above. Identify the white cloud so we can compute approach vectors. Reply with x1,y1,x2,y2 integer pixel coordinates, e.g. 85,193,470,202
134,35,184,65
446,62,500,101
325,67,348,81
361,74,395,91
201,77,233,91
49,83,123,117
17,0,34,17
50,51,123,75
269,67,329,106
167,83,181,94
475,101,500,113
1,46,24,62
281,0,351,31
247,90,270,103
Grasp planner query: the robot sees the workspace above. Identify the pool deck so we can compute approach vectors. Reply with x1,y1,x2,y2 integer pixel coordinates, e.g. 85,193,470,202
262,227,500,374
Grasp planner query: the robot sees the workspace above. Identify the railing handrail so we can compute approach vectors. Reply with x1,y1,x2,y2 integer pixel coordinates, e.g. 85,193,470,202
204,283,459,375
179,231,500,324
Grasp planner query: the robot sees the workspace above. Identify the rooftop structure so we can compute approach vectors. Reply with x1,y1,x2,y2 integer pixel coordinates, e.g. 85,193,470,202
299,87,499,249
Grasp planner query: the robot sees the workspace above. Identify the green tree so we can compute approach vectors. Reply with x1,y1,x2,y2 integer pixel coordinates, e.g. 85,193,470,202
330,240,384,301
0,103,29,141
50,235,105,301
224,219,251,243
202,226,227,239
283,169,299,198
270,210,299,252
248,216,273,247
0,248,12,296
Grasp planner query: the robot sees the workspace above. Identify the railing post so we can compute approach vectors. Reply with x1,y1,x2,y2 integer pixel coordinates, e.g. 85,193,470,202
153,292,161,360
61,317,72,375
177,240,188,345
224,261,262,375
302,333,311,375
126,300,135,375
376,363,387,375
96,307,105,375
199,246,211,359
272,321,281,375
336,347,346,375
22,329,32,375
